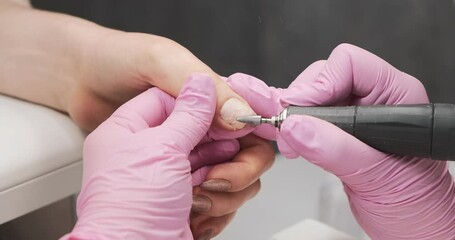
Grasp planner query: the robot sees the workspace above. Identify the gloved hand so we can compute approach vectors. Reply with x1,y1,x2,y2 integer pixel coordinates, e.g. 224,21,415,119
227,44,455,239
61,74,241,240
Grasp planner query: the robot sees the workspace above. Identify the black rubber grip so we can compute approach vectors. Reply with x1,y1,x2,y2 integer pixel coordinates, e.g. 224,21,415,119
286,104,455,160
287,106,356,134
432,104,455,160
354,104,433,158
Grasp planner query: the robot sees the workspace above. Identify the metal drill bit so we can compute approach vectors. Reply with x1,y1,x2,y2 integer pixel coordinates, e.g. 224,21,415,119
236,115,263,126
237,108,289,128
236,115,275,126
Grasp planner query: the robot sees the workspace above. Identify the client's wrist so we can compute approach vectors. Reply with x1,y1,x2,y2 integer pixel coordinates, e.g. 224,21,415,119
0,4,110,116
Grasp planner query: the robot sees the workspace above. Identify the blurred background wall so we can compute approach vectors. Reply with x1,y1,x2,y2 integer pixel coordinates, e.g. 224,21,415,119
32,0,455,103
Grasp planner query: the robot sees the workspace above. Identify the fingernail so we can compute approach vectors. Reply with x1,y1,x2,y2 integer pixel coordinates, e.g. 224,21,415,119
197,229,214,240
200,179,232,192
220,98,255,129
192,195,212,213
223,140,240,154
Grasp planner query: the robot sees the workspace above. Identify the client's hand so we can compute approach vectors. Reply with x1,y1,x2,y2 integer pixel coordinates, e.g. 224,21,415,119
227,44,455,239
69,31,255,131
0,2,255,131
62,74,235,239
190,134,274,240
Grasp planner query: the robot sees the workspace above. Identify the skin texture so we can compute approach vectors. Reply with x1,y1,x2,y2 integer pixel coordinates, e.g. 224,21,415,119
0,2,254,131
227,44,455,239
0,1,273,239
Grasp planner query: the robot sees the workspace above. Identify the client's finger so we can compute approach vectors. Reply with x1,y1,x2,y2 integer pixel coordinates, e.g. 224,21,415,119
192,180,261,216
191,211,237,240
141,38,256,131
200,134,274,193
189,139,240,171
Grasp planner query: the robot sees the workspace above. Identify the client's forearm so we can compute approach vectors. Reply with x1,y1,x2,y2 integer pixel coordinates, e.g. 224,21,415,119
0,1,106,112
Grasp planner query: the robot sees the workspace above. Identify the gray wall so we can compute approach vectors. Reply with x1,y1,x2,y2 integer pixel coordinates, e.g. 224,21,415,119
33,0,455,103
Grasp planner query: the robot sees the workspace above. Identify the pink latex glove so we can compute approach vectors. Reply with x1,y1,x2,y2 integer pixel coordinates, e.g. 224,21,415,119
227,44,455,239
61,74,241,240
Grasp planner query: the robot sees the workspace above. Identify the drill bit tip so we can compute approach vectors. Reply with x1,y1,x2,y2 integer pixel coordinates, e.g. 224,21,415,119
236,115,263,126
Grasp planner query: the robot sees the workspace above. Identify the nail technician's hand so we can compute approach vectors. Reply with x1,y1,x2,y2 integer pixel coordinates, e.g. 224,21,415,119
228,44,455,239
61,74,236,239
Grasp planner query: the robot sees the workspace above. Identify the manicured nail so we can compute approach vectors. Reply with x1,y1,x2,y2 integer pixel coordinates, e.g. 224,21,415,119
197,229,214,240
192,195,212,213
200,179,232,192
220,98,255,129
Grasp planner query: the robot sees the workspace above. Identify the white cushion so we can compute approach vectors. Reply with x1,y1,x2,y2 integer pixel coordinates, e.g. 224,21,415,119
0,94,85,223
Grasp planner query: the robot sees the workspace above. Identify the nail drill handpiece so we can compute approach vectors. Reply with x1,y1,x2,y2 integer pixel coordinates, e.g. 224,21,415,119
236,104,455,160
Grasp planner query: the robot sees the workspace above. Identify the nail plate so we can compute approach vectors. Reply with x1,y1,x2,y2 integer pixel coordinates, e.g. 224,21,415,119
220,98,256,129
192,195,212,213
200,179,232,192
197,229,214,240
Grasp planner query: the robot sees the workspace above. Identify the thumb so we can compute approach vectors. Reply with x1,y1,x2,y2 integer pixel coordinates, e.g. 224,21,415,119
225,73,284,140
158,73,216,154
280,60,327,107
208,73,284,141
278,115,387,177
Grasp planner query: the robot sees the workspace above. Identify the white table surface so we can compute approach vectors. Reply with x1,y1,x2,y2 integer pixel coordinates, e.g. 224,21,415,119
0,95,86,224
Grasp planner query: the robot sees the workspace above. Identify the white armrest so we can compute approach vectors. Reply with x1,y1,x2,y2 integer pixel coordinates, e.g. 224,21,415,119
0,95,86,224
